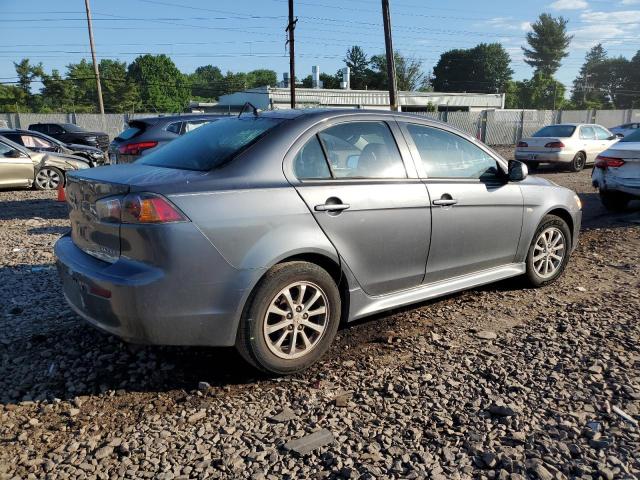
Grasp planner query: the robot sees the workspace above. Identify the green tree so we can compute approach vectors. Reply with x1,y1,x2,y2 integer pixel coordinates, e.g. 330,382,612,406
13,58,43,111
522,14,572,76
368,52,428,91
189,65,225,100
99,59,140,112
432,43,513,93
570,44,608,108
127,54,190,112
246,69,277,88
40,69,75,112
629,51,640,108
343,46,370,90
508,73,566,109
0,84,30,112
591,57,632,109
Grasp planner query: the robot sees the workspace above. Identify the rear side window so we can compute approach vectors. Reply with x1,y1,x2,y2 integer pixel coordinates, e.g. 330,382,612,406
29,124,47,133
294,136,331,180
166,122,182,134
317,121,406,179
49,125,64,135
580,126,595,140
2,133,22,145
116,125,143,141
183,120,213,134
22,135,54,148
139,117,284,171
406,124,499,179
533,125,576,138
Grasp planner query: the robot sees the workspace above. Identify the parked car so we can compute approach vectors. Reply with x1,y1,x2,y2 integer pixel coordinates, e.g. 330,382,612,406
0,136,90,190
610,122,640,138
515,123,619,172
55,110,582,374
108,114,222,164
0,128,106,166
592,128,640,210
28,123,109,151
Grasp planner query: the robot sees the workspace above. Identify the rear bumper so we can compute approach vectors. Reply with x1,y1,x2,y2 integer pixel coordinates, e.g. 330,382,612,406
592,168,640,197
54,233,258,346
515,150,575,163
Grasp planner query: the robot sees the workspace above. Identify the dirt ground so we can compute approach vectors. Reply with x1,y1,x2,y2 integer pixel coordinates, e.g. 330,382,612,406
0,160,639,480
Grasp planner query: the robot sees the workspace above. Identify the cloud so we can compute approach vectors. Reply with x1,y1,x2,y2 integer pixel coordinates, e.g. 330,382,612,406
621,0,640,5
549,0,589,10
569,10,640,49
520,21,532,32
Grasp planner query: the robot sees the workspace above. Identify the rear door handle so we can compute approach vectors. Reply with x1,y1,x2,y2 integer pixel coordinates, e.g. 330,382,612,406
432,194,458,206
315,203,350,212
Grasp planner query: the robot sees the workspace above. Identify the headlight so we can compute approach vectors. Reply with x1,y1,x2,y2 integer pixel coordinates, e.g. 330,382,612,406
574,194,582,210
85,136,97,142
75,162,90,169
89,151,103,158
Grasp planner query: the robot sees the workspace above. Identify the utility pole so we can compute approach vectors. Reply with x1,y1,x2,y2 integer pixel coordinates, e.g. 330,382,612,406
84,0,105,123
381,0,398,111
286,0,297,109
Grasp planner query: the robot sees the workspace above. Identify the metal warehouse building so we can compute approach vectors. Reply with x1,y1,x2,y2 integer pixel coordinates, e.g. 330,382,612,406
190,87,505,113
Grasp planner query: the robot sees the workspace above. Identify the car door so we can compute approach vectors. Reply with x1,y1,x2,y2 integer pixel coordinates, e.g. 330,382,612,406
401,122,524,283
48,124,67,142
578,126,600,162
287,119,431,296
0,141,34,187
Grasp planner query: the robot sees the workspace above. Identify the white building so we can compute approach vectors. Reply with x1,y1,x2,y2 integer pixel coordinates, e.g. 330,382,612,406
191,86,505,114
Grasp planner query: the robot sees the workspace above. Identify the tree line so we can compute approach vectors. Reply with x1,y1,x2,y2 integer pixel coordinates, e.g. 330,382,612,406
1,12,639,113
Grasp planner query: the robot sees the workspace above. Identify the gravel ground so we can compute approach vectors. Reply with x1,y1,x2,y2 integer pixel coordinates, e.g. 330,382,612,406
1,161,639,480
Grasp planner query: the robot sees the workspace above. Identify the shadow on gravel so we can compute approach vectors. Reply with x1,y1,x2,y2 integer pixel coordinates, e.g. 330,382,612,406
577,192,640,230
0,198,68,221
27,226,70,235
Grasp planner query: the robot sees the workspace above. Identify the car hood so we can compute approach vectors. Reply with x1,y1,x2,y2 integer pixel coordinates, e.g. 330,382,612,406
519,175,556,187
74,131,108,137
31,150,92,168
67,143,103,153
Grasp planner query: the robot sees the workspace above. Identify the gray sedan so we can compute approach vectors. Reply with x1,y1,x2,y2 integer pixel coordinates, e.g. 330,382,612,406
55,109,582,374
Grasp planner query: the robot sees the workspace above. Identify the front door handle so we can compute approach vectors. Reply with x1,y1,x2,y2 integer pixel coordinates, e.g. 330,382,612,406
432,194,457,206
315,203,350,212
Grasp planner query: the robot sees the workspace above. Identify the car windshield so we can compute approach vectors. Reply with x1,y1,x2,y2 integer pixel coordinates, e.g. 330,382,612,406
532,125,576,138
139,117,284,171
62,123,85,133
619,128,640,143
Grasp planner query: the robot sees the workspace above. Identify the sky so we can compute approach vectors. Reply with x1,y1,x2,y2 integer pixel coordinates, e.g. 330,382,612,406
1,0,639,94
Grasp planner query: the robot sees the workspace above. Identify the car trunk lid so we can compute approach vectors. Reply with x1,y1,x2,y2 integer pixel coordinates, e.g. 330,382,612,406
519,137,565,152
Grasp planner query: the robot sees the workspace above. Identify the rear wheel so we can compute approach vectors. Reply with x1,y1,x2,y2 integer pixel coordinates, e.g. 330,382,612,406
569,152,586,172
235,261,341,375
527,161,539,171
524,215,571,287
34,167,64,190
599,190,630,211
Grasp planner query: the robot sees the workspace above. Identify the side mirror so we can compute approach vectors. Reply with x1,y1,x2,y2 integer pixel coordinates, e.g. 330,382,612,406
6,149,23,158
508,160,528,182
613,133,624,139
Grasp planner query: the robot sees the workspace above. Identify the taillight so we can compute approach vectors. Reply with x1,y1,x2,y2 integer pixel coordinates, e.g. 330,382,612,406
517,141,528,148
121,193,187,224
544,141,565,149
95,197,122,223
595,156,625,169
118,141,158,155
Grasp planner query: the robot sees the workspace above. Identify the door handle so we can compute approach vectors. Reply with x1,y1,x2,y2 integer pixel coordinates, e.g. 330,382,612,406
315,203,350,212
432,194,457,206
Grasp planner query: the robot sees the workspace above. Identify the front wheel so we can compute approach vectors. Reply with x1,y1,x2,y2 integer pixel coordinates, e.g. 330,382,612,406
235,261,341,375
569,152,586,172
34,167,64,190
524,215,572,287
599,190,630,211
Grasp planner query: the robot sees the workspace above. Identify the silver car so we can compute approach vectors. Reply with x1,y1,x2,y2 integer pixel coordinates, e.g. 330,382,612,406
55,110,582,374
0,136,90,190
515,123,619,172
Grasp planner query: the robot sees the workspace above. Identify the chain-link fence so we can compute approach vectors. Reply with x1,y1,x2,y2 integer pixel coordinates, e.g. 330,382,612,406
1,108,640,146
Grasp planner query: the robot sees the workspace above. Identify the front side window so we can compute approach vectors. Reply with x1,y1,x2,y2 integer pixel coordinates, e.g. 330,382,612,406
0,142,14,156
594,126,611,140
294,136,331,180
580,126,596,140
140,117,284,171
406,124,499,179
317,122,406,179
49,125,64,135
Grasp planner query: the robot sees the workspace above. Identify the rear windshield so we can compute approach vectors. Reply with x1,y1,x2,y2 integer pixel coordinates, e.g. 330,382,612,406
139,117,284,171
620,128,640,143
533,125,576,138
116,126,142,141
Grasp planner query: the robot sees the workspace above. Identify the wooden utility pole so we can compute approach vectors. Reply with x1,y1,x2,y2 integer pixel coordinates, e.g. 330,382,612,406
286,0,297,109
381,0,398,111
84,0,105,120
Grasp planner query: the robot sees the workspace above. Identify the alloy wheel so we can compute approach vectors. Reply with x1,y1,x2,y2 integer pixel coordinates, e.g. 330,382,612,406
35,168,62,190
532,227,566,279
263,281,329,359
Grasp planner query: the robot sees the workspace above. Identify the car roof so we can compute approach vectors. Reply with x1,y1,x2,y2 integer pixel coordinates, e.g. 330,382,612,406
131,113,229,123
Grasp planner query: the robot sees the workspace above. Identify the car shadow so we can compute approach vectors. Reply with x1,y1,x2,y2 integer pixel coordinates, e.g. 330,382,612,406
0,198,69,221
577,192,640,230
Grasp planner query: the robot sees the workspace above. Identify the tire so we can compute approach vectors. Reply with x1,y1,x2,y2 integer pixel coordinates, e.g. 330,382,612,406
569,152,586,172
34,167,64,190
527,161,539,171
524,215,572,287
599,190,630,211
235,261,341,375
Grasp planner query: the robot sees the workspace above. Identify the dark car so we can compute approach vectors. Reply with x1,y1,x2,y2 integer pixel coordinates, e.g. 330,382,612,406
0,128,106,166
28,123,109,151
109,114,223,164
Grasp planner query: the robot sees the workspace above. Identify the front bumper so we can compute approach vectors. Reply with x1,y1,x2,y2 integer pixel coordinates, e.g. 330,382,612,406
515,150,575,163
55,233,257,346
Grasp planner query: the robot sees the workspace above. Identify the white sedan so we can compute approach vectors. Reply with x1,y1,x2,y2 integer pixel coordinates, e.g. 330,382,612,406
515,123,619,172
592,129,640,210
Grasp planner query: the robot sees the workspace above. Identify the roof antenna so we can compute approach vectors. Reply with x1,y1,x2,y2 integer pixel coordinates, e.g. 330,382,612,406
239,102,259,118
